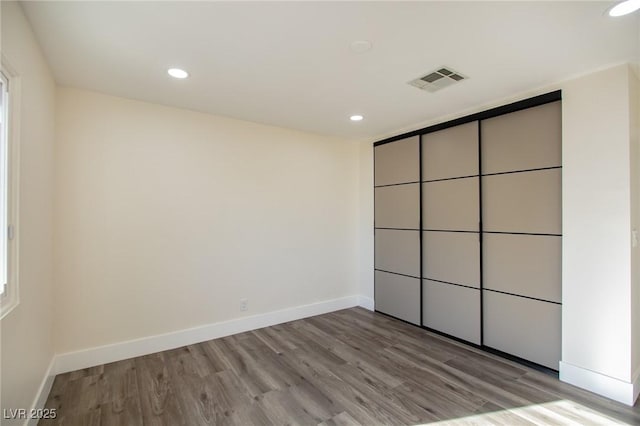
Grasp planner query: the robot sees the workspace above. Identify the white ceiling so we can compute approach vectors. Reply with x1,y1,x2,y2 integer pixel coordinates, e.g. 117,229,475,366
21,1,640,139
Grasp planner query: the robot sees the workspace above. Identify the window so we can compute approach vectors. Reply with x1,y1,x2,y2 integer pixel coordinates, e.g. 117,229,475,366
0,67,19,319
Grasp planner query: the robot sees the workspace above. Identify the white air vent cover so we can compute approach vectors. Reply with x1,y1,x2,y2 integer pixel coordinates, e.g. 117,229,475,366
409,67,467,93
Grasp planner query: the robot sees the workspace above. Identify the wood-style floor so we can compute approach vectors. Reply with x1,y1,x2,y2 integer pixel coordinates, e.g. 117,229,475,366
41,308,640,425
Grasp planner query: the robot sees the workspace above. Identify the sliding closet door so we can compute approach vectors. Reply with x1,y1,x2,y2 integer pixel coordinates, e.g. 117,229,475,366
422,122,481,344
374,136,420,325
481,101,562,369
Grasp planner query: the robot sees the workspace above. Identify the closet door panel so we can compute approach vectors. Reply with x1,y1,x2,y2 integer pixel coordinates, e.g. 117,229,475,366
484,291,561,370
374,136,420,186
423,280,480,344
422,122,478,181
375,271,420,325
422,177,479,231
484,234,561,303
482,101,562,174
482,169,561,234
375,229,420,277
422,231,480,288
375,184,420,229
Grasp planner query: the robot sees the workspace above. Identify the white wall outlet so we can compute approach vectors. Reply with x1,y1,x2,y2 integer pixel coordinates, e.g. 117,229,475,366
633,229,638,248
240,298,248,311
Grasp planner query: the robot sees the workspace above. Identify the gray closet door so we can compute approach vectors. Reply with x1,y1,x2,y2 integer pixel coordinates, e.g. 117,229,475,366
423,280,480,344
375,183,419,229
376,271,420,325
423,177,479,232
482,169,561,235
481,101,562,174
374,136,420,324
481,101,562,370
483,233,561,303
422,122,479,181
375,229,420,277
375,136,419,186
484,291,561,370
421,122,480,342
423,231,480,288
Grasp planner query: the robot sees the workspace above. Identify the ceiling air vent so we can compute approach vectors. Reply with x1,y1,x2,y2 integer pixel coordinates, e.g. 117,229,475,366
409,67,467,93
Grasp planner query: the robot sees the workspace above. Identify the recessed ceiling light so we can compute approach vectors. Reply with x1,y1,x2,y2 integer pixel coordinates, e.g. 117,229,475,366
608,0,640,16
349,40,372,54
350,115,364,122
168,68,189,79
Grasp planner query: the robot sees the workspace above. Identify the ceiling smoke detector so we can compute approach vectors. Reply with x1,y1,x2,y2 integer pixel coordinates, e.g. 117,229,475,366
409,67,467,93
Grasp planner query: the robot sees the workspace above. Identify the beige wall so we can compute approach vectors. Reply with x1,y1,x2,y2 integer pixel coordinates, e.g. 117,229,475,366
630,65,640,384
562,64,633,383
54,87,360,354
0,1,56,421
358,140,374,300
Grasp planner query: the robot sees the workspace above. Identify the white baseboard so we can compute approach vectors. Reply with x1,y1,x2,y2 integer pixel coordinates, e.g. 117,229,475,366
54,295,361,375
358,295,374,311
559,361,639,406
26,357,55,426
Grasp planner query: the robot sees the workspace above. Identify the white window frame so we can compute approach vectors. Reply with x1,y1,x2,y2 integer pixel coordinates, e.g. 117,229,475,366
0,58,21,320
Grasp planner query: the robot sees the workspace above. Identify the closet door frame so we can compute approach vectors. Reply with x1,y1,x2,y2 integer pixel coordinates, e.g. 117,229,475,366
373,89,562,373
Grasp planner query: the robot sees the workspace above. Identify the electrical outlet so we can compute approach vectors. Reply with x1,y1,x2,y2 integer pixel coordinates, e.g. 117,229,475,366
240,298,248,312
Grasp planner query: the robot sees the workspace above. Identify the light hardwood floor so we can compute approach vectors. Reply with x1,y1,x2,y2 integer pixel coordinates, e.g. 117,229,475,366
41,308,640,425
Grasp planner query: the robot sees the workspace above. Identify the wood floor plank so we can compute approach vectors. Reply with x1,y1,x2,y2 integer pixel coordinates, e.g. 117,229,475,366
548,399,629,425
40,308,640,426
213,369,256,410
317,411,362,426
226,341,290,393
224,401,273,426
98,359,138,404
396,369,488,414
42,376,71,413
199,339,236,374
445,354,528,386
68,366,105,382
256,351,307,389
165,348,220,425
432,408,539,426
277,348,343,385
257,389,321,425
333,361,435,424
302,372,403,425
382,344,536,410
99,399,143,426
51,374,101,414
392,379,483,422
288,379,344,422
98,359,143,426
134,352,187,426
208,336,251,376
517,371,640,424
54,408,102,426
186,343,222,378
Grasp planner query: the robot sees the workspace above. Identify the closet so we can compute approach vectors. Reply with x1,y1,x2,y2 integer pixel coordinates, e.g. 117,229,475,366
422,122,480,344
374,92,562,370
374,136,421,325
